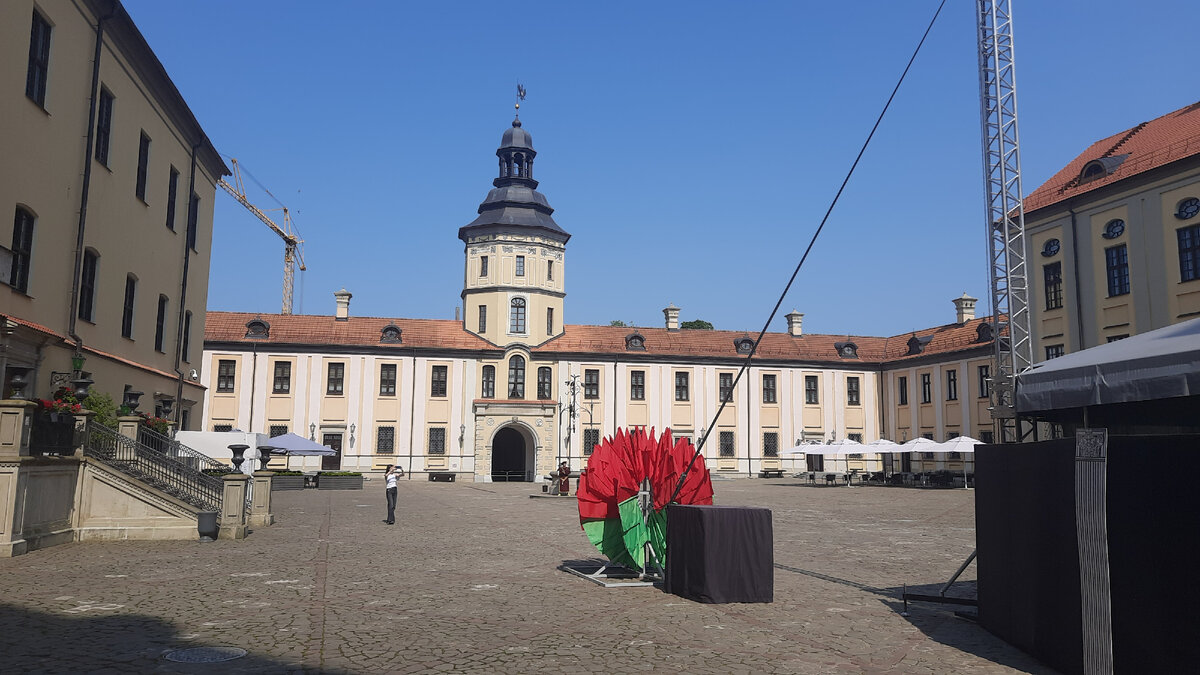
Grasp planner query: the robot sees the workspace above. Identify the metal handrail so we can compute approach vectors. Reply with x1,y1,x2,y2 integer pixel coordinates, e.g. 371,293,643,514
136,425,224,473
85,421,223,512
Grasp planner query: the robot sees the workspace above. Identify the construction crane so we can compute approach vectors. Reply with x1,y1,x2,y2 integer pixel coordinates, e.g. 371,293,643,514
216,158,307,315
976,0,1033,442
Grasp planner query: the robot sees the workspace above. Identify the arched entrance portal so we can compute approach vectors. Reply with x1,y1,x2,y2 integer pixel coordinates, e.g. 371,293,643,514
491,426,531,482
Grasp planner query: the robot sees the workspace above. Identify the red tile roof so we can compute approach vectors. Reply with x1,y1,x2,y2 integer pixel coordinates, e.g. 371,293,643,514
205,311,996,366
1,313,206,388
1024,100,1200,214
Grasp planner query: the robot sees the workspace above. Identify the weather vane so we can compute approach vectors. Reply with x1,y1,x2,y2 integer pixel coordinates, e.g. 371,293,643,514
515,82,527,117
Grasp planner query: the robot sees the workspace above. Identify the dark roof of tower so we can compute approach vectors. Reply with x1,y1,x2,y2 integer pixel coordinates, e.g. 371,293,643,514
459,118,570,242
501,118,534,150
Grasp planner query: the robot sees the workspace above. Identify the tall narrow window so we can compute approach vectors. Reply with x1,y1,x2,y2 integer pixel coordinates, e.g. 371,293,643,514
428,427,446,455
978,365,990,399
26,10,52,107
847,377,860,406
376,426,395,454
546,307,554,335
921,373,931,404
946,369,958,401
1044,262,1063,310
480,255,488,276
1045,344,1065,360
509,297,526,333
537,367,552,399
186,193,199,251
165,167,179,230
379,363,397,396
478,305,486,332
1179,224,1200,282
805,375,818,404
762,374,777,404
327,363,345,395
431,365,448,397
630,370,645,400
154,295,168,352
10,207,35,293
216,360,236,392
121,275,137,338
181,311,192,362
898,376,908,405
675,372,689,401
95,88,114,166
135,132,151,201
583,428,600,456
584,369,599,399
1106,244,1129,296
547,260,554,281
508,356,525,399
78,249,98,321
481,365,495,398
719,373,733,402
763,432,779,457
272,361,291,394
515,255,525,276
719,431,735,457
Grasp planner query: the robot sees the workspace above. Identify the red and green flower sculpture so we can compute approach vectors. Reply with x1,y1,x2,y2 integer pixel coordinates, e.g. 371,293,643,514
576,427,714,571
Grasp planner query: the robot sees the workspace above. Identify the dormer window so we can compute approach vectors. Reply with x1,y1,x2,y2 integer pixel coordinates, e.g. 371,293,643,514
976,322,994,343
734,337,755,354
380,324,402,343
1077,154,1128,185
625,332,646,351
834,341,858,359
906,335,932,355
244,318,270,340
1080,162,1105,182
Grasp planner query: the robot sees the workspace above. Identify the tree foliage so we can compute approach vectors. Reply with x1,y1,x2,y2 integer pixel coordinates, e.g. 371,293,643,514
609,320,629,327
681,319,714,330
83,391,119,429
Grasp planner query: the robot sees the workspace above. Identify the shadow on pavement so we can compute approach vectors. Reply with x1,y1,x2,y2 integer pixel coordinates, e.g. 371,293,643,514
771,563,1056,674
0,601,345,674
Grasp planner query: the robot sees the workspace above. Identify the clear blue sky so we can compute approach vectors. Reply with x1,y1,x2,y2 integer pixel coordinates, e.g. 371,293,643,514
123,0,1200,337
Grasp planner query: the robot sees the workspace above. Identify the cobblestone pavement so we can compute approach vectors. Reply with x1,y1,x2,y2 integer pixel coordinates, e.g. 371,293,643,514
0,478,1054,674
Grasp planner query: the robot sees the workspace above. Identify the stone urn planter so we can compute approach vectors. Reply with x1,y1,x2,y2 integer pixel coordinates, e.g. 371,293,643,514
316,472,363,490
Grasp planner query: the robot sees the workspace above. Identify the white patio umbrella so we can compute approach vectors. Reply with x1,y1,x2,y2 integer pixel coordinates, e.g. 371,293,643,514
865,438,901,478
815,438,863,479
937,436,982,488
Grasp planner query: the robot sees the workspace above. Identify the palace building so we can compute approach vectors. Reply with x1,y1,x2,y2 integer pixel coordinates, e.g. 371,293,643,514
202,115,999,481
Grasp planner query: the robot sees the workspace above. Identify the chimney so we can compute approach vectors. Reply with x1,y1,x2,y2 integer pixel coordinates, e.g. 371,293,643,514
953,292,977,324
784,309,803,337
334,288,352,321
663,303,680,331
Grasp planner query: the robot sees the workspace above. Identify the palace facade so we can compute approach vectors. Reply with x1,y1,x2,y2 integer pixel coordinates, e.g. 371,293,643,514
202,116,998,480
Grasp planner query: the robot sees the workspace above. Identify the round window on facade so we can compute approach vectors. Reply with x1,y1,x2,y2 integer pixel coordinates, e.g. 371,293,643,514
1175,197,1199,220
1102,219,1125,240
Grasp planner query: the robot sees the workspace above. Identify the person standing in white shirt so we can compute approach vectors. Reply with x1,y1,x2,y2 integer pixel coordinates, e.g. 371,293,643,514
383,464,403,524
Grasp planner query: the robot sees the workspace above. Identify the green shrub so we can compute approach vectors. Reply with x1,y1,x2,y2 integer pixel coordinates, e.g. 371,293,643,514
272,470,304,476
317,471,362,477
83,391,119,429
201,468,237,476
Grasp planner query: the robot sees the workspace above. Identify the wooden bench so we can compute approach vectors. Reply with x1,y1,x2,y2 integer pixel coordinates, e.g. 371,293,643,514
758,469,784,478
428,472,456,482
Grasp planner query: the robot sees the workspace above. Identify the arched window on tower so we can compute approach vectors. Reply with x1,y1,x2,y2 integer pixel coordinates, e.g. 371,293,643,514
508,355,525,399
510,297,526,333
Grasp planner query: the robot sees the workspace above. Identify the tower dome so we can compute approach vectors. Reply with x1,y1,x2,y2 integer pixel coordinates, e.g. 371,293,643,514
459,116,569,242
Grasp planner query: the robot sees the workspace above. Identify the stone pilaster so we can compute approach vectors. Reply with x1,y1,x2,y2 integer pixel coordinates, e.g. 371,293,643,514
249,471,275,527
70,410,95,457
219,473,250,539
117,415,142,442
0,400,37,458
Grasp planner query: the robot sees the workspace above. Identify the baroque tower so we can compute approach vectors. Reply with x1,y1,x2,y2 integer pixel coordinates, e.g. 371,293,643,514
459,116,570,347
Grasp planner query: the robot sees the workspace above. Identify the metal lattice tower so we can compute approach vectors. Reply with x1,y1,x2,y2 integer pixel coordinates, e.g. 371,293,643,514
976,0,1033,442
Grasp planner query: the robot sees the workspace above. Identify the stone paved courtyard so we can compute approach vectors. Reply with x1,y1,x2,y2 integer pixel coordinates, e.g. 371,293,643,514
0,478,1053,674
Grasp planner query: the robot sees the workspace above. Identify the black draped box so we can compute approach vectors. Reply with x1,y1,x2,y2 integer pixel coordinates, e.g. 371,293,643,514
665,504,773,603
